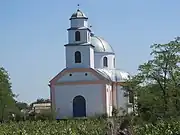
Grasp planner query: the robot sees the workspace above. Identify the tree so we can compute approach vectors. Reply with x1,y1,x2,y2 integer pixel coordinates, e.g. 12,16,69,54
0,67,17,121
127,37,180,122
15,101,29,110
36,98,50,103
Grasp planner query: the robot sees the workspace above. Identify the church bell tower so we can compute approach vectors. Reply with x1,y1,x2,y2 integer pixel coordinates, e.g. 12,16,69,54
64,7,95,68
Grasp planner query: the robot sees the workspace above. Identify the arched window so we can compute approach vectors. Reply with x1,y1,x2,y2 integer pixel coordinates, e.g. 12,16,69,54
114,58,115,68
75,31,80,41
75,51,81,63
103,57,108,67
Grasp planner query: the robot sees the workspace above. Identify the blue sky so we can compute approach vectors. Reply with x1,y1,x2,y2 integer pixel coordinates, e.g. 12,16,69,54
0,0,180,103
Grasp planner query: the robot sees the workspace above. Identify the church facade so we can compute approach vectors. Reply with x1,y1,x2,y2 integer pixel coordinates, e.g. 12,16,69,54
49,9,133,119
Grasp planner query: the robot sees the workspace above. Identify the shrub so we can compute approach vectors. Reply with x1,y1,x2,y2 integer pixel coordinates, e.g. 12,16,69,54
134,120,180,135
35,111,54,121
0,119,108,135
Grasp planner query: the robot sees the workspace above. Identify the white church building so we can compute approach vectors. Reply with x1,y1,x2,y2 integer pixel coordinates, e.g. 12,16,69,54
49,8,133,119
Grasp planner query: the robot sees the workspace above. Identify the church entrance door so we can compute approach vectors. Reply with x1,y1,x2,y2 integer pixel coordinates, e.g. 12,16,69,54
73,95,86,117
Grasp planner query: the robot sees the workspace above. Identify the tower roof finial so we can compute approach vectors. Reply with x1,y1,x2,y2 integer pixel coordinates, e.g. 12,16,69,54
77,4,80,10
70,4,88,20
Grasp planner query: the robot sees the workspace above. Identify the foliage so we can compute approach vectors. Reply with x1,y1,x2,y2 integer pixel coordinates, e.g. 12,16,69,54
0,67,17,121
0,118,179,135
112,106,119,117
30,98,51,108
36,98,51,103
32,98,51,104
0,119,107,135
34,111,55,121
126,37,180,122
15,101,29,110
134,120,180,135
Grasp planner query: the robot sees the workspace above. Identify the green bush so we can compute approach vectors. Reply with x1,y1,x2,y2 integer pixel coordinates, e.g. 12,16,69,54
0,119,107,135
134,120,180,135
35,111,54,121
0,118,180,134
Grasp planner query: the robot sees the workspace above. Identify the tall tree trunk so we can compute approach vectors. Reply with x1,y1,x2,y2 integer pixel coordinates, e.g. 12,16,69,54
1,104,5,122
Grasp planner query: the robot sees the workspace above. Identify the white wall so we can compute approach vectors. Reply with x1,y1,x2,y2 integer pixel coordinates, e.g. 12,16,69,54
65,45,94,68
57,71,99,82
54,84,105,119
68,18,90,44
112,84,117,107
106,84,113,116
94,52,115,69
70,19,88,28
116,86,128,114
128,107,133,114
68,29,90,44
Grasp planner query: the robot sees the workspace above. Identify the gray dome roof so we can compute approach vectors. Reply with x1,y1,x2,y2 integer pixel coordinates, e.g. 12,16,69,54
70,9,88,19
91,35,114,53
95,68,130,82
